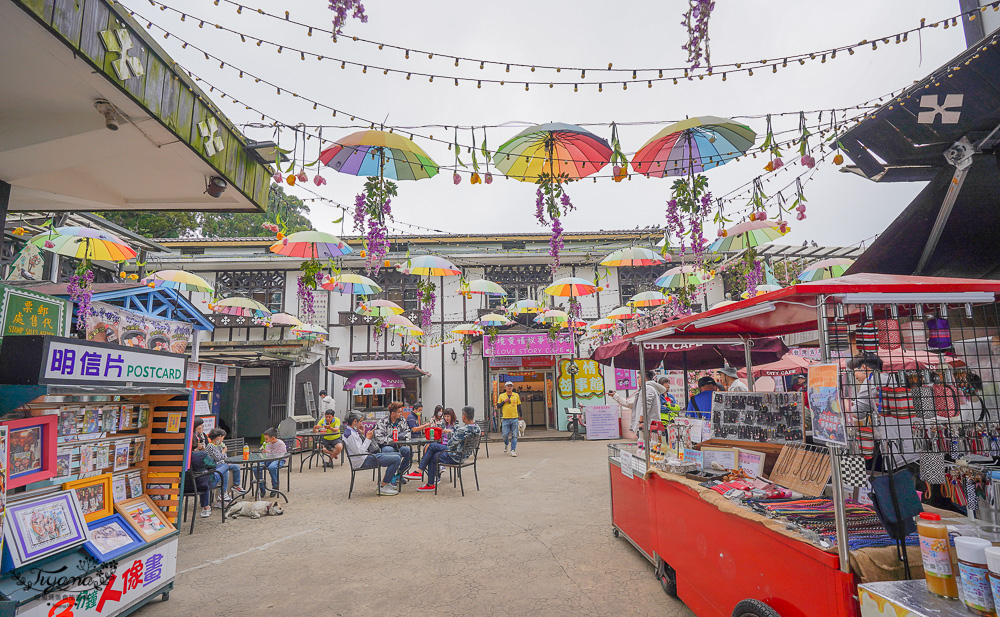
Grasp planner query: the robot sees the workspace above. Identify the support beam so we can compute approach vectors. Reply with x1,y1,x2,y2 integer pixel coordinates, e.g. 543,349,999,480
0,181,9,278
914,166,969,275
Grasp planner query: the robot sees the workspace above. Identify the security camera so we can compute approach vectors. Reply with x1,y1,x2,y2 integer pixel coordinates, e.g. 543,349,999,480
206,177,227,198
94,100,120,131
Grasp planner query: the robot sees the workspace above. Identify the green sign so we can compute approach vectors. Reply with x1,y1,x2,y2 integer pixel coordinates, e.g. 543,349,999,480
0,284,70,340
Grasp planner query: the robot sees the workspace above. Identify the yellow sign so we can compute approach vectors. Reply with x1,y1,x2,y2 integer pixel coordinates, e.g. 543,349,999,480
557,359,605,399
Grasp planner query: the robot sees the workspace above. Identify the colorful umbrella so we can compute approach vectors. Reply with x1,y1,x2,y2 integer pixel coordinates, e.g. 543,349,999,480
292,323,328,340
655,266,712,289
590,318,617,330
406,255,462,277
32,227,137,261
493,123,611,182
558,318,588,329
269,231,353,259
545,277,598,297
741,284,784,299
600,247,665,267
798,258,855,282
477,313,511,327
506,299,543,315
607,306,641,320
627,291,670,307
357,299,404,317
141,270,214,294
268,312,304,327
631,116,756,178
319,130,439,181
385,314,417,328
452,323,484,336
322,272,382,295
708,219,786,253
211,296,272,319
461,279,507,296
390,324,425,337
535,309,569,324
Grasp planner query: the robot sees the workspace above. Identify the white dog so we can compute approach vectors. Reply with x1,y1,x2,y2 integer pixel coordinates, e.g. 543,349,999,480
517,419,526,437
225,500,284,519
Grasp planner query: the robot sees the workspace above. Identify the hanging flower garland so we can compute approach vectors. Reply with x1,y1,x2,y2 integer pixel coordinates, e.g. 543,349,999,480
681,0,715,71
67,262,95,331
761,115,783,172
667,174,711,260
535,172,574,275
416,278,436,331
797,112,816,168
354,173,396,274
328,0,368,39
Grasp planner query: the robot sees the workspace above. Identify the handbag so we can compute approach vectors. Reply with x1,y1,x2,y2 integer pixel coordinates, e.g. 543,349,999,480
919,452,946,484
875,319,902,350
869,468,923,540
856,321,880,354
933,383,959,419
911,386,935,420
880,387,914,419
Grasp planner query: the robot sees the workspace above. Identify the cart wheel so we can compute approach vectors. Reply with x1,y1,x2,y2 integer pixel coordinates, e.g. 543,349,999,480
613,528,620,538
732,599,779,617
656,563,677,597
161,592,170,602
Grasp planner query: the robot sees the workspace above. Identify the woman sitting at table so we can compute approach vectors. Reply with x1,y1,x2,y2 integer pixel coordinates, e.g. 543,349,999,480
410,408,459,483
441,408,457,434
429,405,445,428
255,429,287,497
343,412,402,496
407,402,432,436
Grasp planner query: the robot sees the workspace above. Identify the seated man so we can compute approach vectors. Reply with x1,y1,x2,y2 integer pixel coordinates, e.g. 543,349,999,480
406,402,431,436
373,401,413,484
313,410,343,468
255,429,287,497
417,406,482,492
343,412,401,496
411,416,460,482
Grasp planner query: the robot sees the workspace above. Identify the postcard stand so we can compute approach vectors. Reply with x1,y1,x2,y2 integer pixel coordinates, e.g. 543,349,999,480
0,335,193,616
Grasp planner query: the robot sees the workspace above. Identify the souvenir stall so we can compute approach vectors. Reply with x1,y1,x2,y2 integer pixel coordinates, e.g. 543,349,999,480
596,273,1000,617
327,360,428,426
0,334,193,616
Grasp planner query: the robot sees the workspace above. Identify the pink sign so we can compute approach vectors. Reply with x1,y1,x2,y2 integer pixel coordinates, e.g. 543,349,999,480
614,368,637,390
483,332,573,357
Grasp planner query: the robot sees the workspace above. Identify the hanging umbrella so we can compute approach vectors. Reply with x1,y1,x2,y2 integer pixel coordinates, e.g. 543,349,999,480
655,266,712,289
477,313,511,327
506,299,543,315
493,123,612,182
798,258,855,282
322,273,382,295
268,312,304,327
741,284,784,299
32,227,137,261
607,306,642,320
711,300,738,310
628,291,670,307
390,324,425,337
535,309,569,324
319,130,439,181
270,230,353,259
461,279,507,296
590,318,617,330
211,297,272,319
600,247,665,267
545,277,598,297
708,219,786,253
406,255,462,277
292,323,328,340
452,323,484,336
385,314,417,328
141,270,214,294
558,318,588,329
358,299,404,317
631,116,756,178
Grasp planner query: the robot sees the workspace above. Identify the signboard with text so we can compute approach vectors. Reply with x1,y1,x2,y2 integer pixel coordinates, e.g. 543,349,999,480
0,284,70,342
583,405,621,440
483,332,573,357
614,368,637,390
557,359,605,400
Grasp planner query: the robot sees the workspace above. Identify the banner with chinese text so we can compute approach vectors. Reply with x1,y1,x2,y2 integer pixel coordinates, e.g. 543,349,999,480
484,332,573,357
557,359,605,400
0,284,70,342
42,338,186,387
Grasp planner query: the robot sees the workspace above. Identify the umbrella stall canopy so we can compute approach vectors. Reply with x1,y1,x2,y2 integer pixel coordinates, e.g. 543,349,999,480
600,247,665,267
492,123,612,181
33,227,137,261
798,258,855,282
631,117,756,178
141,270,214,294
319,130,440,181
270,231,353,259
655,266,713,289
322,273,383,295
343,370,406,395
738,353,813,378
591,337,789,371
708,219,787,252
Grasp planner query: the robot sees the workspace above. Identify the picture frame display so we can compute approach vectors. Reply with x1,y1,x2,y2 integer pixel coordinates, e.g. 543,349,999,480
700,446,739,471
4,490,89,568
116,496,175,542
63,473,114,523
3,415,58,489
83,513,145,563
113,440,130,472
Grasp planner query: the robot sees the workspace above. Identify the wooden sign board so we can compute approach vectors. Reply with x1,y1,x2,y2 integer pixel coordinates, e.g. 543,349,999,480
769,445,832,497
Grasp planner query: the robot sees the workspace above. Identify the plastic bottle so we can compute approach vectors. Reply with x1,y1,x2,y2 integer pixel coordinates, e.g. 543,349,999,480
916,513,959,598
242,445,249,461
955,536,997,615
985,547,1000,612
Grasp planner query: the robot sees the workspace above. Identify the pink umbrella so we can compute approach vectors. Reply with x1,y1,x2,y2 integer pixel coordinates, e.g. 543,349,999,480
738,353,813,378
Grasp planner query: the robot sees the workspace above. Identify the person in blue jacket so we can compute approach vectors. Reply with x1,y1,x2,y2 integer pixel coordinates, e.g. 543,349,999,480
686,376,718,420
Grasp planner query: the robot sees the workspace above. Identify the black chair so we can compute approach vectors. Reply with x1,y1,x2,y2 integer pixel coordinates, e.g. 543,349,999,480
222,437,245,454
345,449,401,498
436,433,482,497
475,421,490,458
182,468,225,534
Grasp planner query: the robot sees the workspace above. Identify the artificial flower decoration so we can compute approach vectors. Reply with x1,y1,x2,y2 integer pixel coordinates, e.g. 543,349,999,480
485,172,493,184
147,282,156,288
453,173,461,185
833,153,845,165
282,238,289,246
471,172,481,184
12,227,26,236
276,232,285,241
383,260,391,268
128,273,139,281
262,222,280,233
44,240,55,249
119,271,126,279
296,169,308,183
286,174,296,186
800,154,816,168
360,250,366,258
273,171,283,182
313,174,327,186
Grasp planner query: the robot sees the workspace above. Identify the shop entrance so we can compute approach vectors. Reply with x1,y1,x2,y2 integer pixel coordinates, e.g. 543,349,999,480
488,356,556,429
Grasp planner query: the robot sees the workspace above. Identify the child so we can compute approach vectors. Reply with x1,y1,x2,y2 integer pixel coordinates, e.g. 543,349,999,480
205,428,241,501
256,429,287,497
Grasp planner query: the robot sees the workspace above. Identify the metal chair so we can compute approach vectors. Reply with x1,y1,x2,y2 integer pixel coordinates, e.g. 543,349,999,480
345,449,401,498
182,468,225,534
435,433,482,497
475,420,490,458
222,437,245,455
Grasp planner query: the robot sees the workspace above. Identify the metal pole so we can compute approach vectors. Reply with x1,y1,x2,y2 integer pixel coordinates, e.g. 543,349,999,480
0,181,9,272
682,352,690,407
231,366,243,437
440,276,446,405
817,296,850,574
463,288,468,406
638,342,650,470
915,166,969,275
743,338,755,392
191,329,200,362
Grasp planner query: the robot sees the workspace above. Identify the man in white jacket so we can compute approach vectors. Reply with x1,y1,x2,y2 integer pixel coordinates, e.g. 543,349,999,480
609,370,666,439
342,412,402,496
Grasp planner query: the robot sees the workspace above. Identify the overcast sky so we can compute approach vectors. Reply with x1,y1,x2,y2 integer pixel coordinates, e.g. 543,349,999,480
146,0,968,247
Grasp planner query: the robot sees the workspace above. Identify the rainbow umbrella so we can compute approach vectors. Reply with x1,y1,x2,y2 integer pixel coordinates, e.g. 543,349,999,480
322,272,382,295
506,299,543,315
385,314,417,329
406,255,461,277
535,309,569,324
493,123,611,182
628,291,670,307
600,247,665,267
708,219,786,252
212,297,271,319
590,318,617,330
607,306,641,320
545,277,598,297
292,323,328,341
461,279,507,296
558,318,588,329
357,299,404,317
477,313,511,327
268,312,304,327
390,324,425,337
319,130,439,181
798,258,855,282
655,266,713,289
270,230,353,259
32,227,137,261
452,323,484,336
741,284,784,299
141,270,214,294
631,116,756,178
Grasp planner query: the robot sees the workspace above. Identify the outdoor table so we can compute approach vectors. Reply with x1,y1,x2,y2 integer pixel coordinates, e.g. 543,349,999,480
226,452,292,503
296,429,342,471
392,437,435,462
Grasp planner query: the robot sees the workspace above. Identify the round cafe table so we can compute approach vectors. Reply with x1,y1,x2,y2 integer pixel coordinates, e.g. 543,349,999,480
226,452,291,503
296,429,343,471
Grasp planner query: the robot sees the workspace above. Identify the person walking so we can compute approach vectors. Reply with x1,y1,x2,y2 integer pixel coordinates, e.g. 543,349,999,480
319,389,336,418
496,381,522,457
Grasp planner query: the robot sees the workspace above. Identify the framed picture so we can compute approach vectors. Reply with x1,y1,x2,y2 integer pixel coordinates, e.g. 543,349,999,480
118,407,132,431
128,473,143,499
131,439,145,465
57,408,78,440
101,406,118,433
165,413,181,433
137,406,150,429
700,446,739,471
116,496,175,542
63,473,114,522
3,415,57,489
112,476,127,503
4,490,89,568
83,513,144,563
113,440,130,472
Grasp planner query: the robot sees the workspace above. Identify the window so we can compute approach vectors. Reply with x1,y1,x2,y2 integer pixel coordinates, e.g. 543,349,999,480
215,270,285,313
484,265,550,303
618,266,662,305
375,270,420,312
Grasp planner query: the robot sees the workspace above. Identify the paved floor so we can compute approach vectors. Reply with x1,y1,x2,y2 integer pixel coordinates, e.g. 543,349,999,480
139,439,693,617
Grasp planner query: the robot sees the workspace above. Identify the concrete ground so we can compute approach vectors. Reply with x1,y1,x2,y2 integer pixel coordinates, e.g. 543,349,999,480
138,439,693,617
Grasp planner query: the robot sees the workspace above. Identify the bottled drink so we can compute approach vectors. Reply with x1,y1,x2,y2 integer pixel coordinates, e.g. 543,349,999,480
392,427,399,442
916,513,958,598
242,445,249,461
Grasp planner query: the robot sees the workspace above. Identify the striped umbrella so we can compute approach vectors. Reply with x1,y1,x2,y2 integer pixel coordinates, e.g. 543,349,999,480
32,227,137,261
270,231,353,259
385,314,418,328
708,220,786,253
477,313,511,327
452,323,484,336
390,324,425,337
211,297,272,319
292,323,328,340
607,306,641,320
319,130,439,181
558,318,588,329
406,255,462,277
631,116,756,178
493,123,611,182
798,258,855,282
590,318,617,330
461,279,507,296
322,272,382,295
357,299,404,317
268,312,304,327
535,309,569,324
141,270,214,294
545,277,597,297
506,299,543,315
600,247,665,267
655,266,712,289
628,291,670,307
